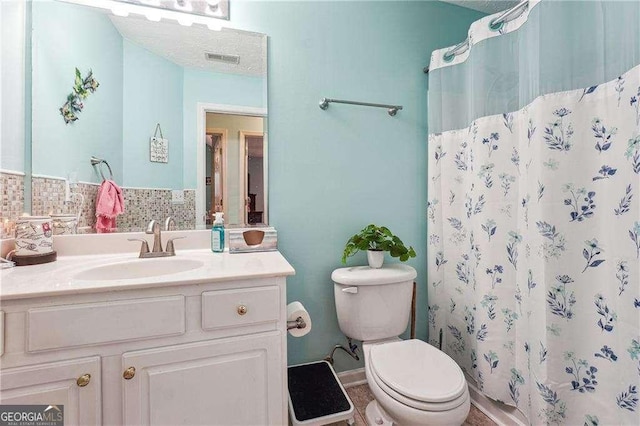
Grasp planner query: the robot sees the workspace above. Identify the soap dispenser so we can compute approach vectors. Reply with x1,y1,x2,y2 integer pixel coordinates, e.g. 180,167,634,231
211,212,225,253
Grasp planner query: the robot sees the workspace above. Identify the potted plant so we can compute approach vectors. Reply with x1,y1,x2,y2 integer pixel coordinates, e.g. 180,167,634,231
341,224,416,268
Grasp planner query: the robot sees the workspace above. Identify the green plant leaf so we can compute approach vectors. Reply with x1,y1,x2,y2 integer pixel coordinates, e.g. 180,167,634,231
341,224,416,264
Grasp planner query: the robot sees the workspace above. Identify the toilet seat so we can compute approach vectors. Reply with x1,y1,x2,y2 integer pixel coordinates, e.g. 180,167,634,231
369,340,467,412
370,365,467,412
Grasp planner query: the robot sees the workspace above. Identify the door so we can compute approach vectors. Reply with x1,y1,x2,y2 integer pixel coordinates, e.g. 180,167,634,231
200,111,266,227
0,357,101,426
122,332,283,425
239,132,265,225
205,129,227,225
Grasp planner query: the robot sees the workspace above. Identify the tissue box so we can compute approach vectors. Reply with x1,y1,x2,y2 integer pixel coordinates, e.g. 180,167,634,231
228,227,277,253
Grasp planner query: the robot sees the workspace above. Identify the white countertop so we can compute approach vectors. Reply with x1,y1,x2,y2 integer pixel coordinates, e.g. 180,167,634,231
0,249,295,301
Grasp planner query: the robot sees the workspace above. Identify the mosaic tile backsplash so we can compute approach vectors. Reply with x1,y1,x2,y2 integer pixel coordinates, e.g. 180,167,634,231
1,174,196,236
0,172,25,238
31,177,99,230
117,187,196,232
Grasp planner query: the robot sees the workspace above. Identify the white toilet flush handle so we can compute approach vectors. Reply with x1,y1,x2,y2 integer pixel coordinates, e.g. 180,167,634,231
342,287,358,294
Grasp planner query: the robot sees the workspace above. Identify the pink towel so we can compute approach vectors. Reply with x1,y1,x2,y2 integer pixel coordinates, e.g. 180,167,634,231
95,179,124,233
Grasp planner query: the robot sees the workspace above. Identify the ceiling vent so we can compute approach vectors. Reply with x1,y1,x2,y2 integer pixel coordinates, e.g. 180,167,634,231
205,52,240,64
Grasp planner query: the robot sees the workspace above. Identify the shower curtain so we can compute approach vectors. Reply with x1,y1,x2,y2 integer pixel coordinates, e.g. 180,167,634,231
427,1,640,424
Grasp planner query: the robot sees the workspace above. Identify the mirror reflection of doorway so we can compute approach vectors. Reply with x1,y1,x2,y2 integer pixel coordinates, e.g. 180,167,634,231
205,130,227,225
241,133,265,225
204,113,265,226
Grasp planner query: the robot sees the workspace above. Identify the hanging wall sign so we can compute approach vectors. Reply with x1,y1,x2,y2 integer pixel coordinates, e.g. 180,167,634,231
150,123,169,163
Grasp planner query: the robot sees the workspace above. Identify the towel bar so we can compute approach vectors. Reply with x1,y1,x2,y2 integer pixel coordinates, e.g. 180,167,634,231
90,156,114,181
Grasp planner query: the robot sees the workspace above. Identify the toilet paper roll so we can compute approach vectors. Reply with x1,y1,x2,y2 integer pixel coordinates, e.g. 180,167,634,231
287,301,312,337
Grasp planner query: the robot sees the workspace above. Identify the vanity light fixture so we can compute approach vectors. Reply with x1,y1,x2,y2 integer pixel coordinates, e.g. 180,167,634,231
174,0,192,12
126,0,229,20
205,0,223,17
58,0,226,29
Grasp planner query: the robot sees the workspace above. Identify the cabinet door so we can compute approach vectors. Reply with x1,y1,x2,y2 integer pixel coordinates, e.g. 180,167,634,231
0,357,101,426
122,331,283,426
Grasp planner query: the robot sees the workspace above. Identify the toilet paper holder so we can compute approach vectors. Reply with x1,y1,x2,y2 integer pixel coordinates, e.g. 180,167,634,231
287,316,307,330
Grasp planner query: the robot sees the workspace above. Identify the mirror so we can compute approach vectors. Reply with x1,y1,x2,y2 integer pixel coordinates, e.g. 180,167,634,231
28,0,267,232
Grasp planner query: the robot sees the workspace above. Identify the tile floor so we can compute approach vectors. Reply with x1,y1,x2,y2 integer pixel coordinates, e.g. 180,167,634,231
330,384,496,426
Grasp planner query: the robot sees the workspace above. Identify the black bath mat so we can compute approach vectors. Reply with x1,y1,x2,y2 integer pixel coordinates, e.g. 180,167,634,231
288,361,352,422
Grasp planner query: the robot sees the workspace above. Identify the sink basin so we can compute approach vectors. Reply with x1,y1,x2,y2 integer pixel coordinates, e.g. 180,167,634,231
73,258,204,281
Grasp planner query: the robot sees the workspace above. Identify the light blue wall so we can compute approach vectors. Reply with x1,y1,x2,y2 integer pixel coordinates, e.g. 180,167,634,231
182,69,265,188
1,0,26,172
122,40,184,189
31,1,123,183
224,1,484,371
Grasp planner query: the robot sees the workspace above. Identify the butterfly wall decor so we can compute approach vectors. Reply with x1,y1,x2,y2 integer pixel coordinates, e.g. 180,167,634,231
59,68,99,124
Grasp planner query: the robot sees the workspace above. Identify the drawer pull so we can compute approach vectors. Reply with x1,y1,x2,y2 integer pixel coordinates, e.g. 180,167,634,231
237,305,248,316
123,366,136,380
76,374,91,387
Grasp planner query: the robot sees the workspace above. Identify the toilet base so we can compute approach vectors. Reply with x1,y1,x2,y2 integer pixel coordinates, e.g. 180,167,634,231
365,400,394,426
363,341,470,426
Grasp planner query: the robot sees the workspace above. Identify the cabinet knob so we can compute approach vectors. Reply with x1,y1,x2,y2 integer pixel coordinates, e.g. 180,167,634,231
77,374,91,387
237,305,248,316
123,366,136,380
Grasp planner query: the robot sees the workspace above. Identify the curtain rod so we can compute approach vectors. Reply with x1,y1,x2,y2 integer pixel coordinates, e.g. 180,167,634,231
423,0,529,74
490,0,529,30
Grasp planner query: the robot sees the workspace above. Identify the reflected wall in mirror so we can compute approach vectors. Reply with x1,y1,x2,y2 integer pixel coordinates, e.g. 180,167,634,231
22,0,267,233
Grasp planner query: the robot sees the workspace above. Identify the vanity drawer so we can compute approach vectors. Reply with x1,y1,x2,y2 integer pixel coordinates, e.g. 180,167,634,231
202,286,280,330
27,296,185,352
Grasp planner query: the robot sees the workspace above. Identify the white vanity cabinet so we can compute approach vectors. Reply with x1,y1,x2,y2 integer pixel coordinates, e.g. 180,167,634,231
0,357,101,426
122,333,282,425
0,262,291,426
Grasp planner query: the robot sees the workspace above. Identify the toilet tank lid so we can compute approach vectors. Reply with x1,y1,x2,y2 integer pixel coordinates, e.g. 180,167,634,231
331,264,417,286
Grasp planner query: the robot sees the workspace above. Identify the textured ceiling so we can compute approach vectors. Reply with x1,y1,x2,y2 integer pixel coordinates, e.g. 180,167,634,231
109,15,266,76
440,0,520,14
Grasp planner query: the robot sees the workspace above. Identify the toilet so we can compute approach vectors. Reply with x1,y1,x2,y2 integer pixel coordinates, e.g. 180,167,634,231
332,264,470,426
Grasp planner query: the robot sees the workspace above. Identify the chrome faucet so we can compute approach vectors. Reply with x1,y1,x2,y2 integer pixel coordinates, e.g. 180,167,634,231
128,219,184,258
147,220,163,253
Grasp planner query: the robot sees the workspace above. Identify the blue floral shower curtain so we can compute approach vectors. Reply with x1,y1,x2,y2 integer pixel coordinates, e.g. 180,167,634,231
427,1,640,424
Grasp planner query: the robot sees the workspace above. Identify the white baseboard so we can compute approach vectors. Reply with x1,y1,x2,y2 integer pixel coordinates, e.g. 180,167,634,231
337,367,367,388
465,376,527,426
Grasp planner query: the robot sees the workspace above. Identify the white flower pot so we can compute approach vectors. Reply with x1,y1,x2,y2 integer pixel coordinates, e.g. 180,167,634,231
367,250,384,268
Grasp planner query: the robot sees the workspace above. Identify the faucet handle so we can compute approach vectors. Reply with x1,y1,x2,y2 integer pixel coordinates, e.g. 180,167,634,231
165,236,185,256
145,220,158,234
164,217,176,231
128,238,150,258
145,220,163,253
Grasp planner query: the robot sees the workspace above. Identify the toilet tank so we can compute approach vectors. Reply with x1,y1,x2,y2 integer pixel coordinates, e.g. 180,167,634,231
332,264,417,341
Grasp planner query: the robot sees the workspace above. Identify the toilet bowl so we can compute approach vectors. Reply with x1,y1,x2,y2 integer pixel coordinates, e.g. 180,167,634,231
363,339,470,426
331,264,470,426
